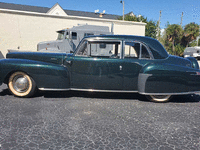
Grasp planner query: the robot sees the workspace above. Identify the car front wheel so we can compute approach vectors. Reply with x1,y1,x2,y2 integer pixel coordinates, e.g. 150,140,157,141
8,72,36,97
146,95,172,103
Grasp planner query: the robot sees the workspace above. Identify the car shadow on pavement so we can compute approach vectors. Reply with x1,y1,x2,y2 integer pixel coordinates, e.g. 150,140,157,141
0,87,199,103
0,88,12,96
39,91,200,103
39,91,146,101
170,94,200,103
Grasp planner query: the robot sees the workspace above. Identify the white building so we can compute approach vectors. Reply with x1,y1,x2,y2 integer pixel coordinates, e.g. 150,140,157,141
0,2,146,57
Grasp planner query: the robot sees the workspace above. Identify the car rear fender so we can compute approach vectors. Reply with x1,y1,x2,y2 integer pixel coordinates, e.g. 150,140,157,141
138,62,200,94
186,57,199,69
0,59,70,89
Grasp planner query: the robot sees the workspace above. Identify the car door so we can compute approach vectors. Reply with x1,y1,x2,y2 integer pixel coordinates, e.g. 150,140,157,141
122,41,153,91
64,39,124,90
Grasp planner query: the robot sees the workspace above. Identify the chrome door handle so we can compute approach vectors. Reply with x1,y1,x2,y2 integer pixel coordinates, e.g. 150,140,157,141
51,58,57,60
66,60,72,64
119,65,122,70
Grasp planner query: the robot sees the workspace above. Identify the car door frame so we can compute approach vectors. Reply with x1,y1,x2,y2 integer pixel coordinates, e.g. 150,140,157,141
67,38,125,91
122,40,154,91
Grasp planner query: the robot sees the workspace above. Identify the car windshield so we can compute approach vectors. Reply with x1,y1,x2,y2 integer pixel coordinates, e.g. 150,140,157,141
57,31,65,40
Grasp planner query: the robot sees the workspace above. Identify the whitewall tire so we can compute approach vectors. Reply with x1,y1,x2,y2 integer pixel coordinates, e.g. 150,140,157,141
8,72,36,97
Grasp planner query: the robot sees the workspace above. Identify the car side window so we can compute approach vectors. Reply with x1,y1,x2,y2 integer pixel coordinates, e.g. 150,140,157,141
124,42,139,58
141,45,150,59
88,41,121,58
124,41,150,59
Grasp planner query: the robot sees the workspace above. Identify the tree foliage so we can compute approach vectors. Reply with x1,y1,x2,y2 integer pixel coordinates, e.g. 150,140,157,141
118,13,200,56
183,23,199,47
162,22,199,56
165,24,183,55
146,20,157,39
118,14,157,38
118,15,147,22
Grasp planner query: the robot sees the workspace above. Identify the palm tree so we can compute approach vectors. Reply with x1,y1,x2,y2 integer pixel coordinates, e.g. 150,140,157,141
183,23,199,47
165,24,183,55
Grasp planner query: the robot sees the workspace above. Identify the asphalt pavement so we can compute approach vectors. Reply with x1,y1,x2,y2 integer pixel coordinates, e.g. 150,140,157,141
0,84,200,150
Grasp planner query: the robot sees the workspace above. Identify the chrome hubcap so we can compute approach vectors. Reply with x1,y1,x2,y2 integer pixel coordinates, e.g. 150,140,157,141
13,75,29,92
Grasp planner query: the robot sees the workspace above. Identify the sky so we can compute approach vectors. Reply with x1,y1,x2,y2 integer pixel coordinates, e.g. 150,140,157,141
1,0,200,29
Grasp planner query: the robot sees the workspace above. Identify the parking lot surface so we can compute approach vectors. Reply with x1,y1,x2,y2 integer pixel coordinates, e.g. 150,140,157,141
0,84,200,150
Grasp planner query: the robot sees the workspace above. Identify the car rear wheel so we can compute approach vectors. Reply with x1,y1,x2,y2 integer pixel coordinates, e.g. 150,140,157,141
146,95,172,103
8,72,36,97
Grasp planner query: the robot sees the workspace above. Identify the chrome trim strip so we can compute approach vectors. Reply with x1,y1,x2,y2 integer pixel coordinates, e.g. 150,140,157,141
87,38,122,42
139,91,200,95
39,87,138,93
39,88,200,95
39,88,70,91
70,88,138,93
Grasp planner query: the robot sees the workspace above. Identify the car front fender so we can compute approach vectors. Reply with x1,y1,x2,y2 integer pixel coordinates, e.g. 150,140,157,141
0,59,70,89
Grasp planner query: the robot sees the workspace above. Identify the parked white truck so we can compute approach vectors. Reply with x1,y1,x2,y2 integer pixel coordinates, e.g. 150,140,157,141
183,46,200,60
37,25,111,53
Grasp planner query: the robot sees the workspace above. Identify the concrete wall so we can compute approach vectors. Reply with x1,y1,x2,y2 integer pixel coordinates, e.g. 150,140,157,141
0,10,146,57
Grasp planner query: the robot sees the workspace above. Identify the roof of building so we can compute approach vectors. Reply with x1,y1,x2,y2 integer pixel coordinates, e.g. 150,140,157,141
0,2,120,20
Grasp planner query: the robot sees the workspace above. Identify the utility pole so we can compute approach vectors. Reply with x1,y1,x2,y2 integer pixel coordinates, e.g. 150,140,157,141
120,1,125,21
181,12,183,26
197,25,200,46
157,10,162,40
158,10,161,30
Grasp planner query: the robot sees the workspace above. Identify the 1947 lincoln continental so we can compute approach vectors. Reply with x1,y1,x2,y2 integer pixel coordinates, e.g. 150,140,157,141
0,35,200,102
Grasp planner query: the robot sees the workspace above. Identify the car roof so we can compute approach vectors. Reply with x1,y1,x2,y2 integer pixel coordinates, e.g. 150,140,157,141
82,35,169,59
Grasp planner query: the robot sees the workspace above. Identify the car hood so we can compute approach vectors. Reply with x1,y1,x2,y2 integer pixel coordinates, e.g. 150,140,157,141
6,52,66,65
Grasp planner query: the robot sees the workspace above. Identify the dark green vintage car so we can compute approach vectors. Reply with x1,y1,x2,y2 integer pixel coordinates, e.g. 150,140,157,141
0,35,200,102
